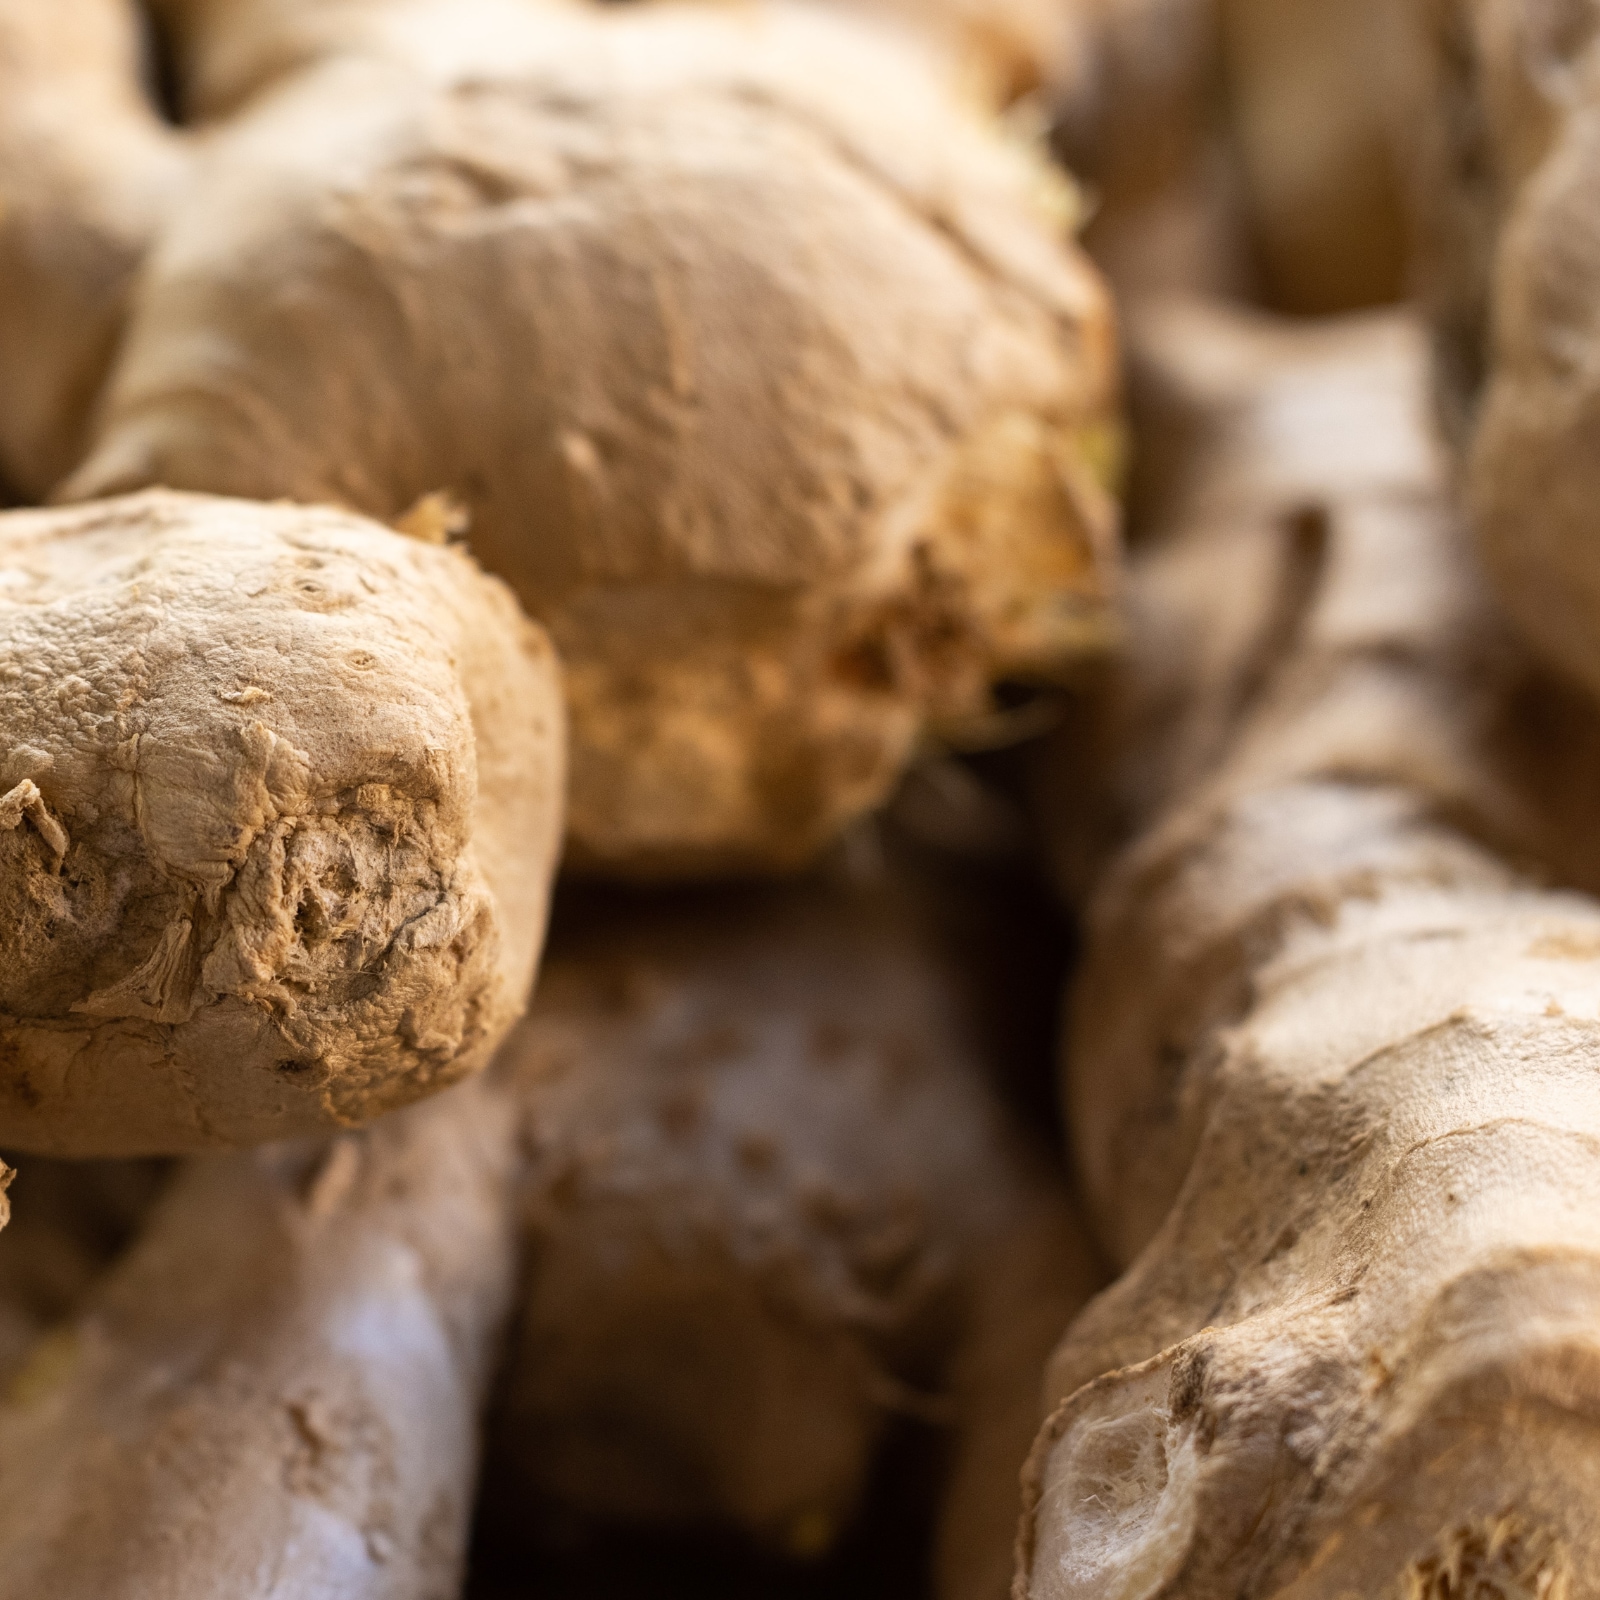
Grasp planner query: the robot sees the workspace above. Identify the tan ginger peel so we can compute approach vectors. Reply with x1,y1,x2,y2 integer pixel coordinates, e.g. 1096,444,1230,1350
1021,301,1600,1596
0,868,1095,1599
54,0,1119,877
1408,0,1600,705
485,874,1099,1600
0,1080,519,1599
0,491,563,1153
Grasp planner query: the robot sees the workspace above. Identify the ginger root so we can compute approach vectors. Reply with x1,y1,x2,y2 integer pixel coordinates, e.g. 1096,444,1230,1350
1020,301,1600,1594
0,0,186,498
0,1079,518,1599
0,490,564,1154
1407,0,1600,707
0,865,1093,1599
483,871,1100,1600
57,0,1118,877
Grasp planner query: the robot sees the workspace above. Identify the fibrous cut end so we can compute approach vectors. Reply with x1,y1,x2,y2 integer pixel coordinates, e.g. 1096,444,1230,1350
0,490,564,1153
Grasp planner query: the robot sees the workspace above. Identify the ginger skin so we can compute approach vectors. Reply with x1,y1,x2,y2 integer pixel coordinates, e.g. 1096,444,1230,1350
1217,0,1408,314
0,491,564,1154
483,872,1099,1600
0,867,1094,1600
1019,302,1600,1596
56,0,1118,878
0,1080,519,1600
822,0,1084,108
1048,0,1248,300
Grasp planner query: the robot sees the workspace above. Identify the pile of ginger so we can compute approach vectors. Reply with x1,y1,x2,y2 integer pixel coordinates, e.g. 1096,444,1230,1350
4,0,1600,1596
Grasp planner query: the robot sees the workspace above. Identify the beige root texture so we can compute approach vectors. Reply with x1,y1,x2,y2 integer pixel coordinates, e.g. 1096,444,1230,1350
0,1080,519,1599
55,0,1119,878
1407,0,1600,707
0,490,564,1154
1019,301,1600,1596
484,873,1100,1600
0,0,187,499
0,867,1096,1599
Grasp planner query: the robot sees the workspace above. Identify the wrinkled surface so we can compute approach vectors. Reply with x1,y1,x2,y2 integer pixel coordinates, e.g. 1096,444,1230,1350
0,1079,519,1599
0,491,564,1153
484,873,1098,1599
66,0,1119,877
1022,304,1600,1595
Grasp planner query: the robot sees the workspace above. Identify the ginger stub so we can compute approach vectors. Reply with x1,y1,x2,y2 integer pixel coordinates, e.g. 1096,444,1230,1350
483,874,1099,1600
1021,302,1600,1595
52,0,1119,878
0,490,564,1155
